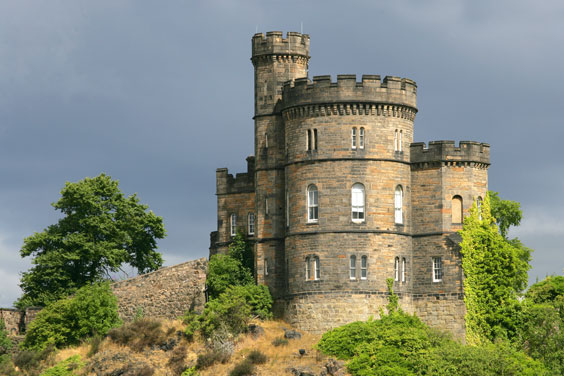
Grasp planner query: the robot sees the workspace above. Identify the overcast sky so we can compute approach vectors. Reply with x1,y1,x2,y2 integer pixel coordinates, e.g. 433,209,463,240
1,0,562,307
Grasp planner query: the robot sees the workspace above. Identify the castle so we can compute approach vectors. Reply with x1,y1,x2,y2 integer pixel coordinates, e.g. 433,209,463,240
209,31,490,338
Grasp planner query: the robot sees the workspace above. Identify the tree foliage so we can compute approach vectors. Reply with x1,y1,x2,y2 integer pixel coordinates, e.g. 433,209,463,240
17,174,165,308
489,191,522,239
228,231,254,276
206,254,253,300
22,282,121,351
0,320,12,356
459,193,530,344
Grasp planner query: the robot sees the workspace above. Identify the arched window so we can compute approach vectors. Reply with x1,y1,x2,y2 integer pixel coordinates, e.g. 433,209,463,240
350,255,356,279
248,213,255,235
265,133,269,149
352,183,365,222
265,198,269,216
477,196,483,220
401,257,406,283
361,256,367,280
399,130,403,151
359,127,365,149
394,186,403,224
394,129,398,151
305,256,311,280
314,129,318,150
307,185,319,222
264,258,269,276
352,127,357,149
230,213,237,236
314,256,320,280
307,129,312,151
452,195,463,224
394,257,400,281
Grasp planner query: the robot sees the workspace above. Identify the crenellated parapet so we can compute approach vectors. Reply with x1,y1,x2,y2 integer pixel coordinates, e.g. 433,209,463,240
281,75,417,119
251,31,310,66
216,156,255,195
410,141,490,169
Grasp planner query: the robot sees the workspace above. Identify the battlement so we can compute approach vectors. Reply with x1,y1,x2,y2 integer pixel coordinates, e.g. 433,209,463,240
411,141,490,166
216,156,255,195
252,31,310,60
281,74,417,112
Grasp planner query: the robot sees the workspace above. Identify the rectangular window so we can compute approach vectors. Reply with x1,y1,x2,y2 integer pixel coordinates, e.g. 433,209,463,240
305,257,311,280
264,259,269,276
308,187,319,222
307,129,312,151
350,256,356,279
314,129,318,150
230,214,237,236
394,129,398,151
314,256,320,280
401,257,406,283
248,213,255,235
352,127,357,149
394,257,399,281
265,198,269,216
361,256,367,279
399,130,403,151
359,127,365,149
286,192,289,227
432,257,443,282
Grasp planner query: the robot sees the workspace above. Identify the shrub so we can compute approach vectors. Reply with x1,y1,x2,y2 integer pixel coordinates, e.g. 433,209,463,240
229,360,255,376
86,334,103,358
108,318,167,352
0,320,12,356
196,347,230,369
22,282,121,350
168,343,188,375
14,345,55,375
39,355,83,376
200,288,251,338
272,337,288,347
182,311,202,341
181,367,199,376
247,349,267,364
228,284,273,320
207,254,253,300
0,354,17,376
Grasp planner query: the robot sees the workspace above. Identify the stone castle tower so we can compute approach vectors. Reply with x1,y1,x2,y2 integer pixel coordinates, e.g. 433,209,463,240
210,31,490,338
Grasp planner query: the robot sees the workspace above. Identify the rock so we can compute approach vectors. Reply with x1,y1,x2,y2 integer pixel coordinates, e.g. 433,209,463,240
325,358,346,376
286,366,315,376
248,323,265,338
284,329,302,340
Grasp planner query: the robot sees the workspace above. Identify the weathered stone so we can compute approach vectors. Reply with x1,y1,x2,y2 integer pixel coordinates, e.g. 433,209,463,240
284,329,302,339
248,324,265,338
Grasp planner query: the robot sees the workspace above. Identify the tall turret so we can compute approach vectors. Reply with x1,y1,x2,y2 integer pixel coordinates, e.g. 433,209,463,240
251,32,310,295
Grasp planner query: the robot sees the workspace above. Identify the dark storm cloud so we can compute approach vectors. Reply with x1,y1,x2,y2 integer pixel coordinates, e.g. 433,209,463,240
0,0,562,306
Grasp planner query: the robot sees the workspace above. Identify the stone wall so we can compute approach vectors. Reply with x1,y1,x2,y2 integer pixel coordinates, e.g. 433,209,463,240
111,258,207,322
0,309,22,336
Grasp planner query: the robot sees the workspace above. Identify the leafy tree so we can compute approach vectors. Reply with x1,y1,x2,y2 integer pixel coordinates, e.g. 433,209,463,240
22,282,121,350
459,194,530,344
525,275,564,305
0,320,12,356
16,174,165,308
200,287,252,338
226,284,273,320
206,254,253,300
489,191,522,239
228,231,254,276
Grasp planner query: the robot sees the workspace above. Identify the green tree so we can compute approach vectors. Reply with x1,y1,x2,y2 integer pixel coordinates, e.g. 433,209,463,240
489,191,522,239
206,254,253,300
0,320,12,356
16,174,165,308
459,194,530,344
22,282,121,351
228,231,254,276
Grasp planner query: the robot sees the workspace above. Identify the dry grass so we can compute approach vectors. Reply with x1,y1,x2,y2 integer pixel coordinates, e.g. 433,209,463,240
42,318,343,376
198,320,334,376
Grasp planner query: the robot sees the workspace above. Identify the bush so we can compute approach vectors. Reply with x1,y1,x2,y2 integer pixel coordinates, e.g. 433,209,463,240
200,288,251,338
108,318,167,352
228,284,273,320
0,320,12,356
181,311,201,341
0,354,17,376
247,349,267,364
207,254,253,300
272,337,288,347
196,347,230,369
22,282,121,350
229,360,255,376
14,345,55,375
181,367,198,376
39,355,83,376
168,343,188,375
